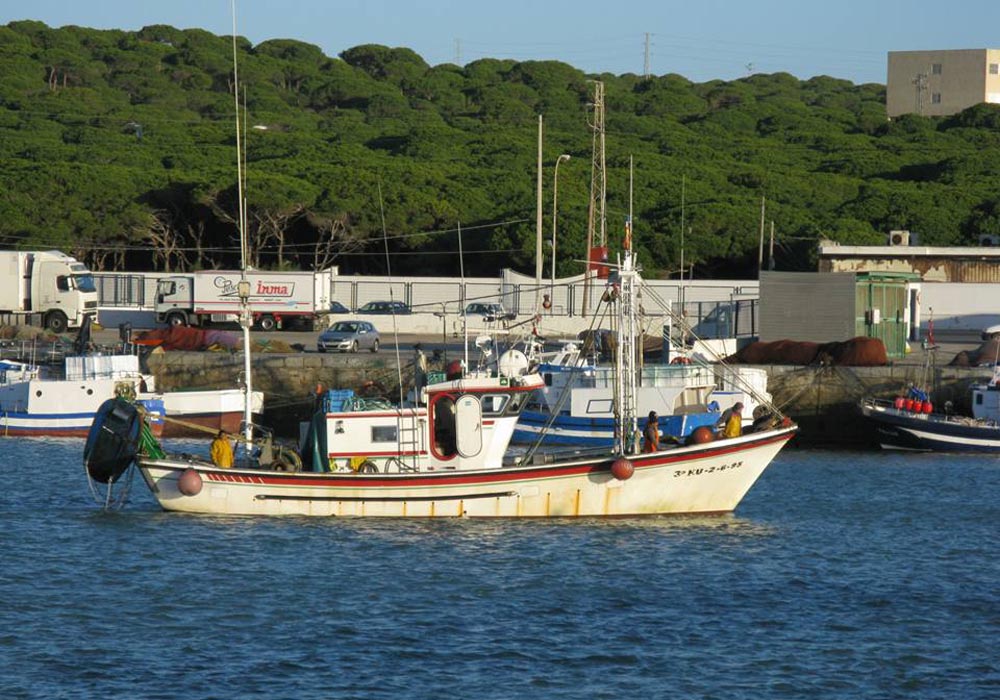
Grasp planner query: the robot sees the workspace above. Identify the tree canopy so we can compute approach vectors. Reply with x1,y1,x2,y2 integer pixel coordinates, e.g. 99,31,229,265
3,21,1000,278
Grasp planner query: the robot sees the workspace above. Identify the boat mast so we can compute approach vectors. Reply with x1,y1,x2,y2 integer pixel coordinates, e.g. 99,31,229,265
614,157,639,455
232,1,253,448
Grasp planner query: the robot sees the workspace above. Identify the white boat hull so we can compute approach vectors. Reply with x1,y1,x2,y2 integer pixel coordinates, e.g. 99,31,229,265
136,427,795,517
155,389,264,436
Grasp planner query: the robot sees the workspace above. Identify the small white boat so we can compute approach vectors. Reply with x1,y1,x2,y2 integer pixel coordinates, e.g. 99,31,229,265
156,387,263,437
0,352,261,438
0,355,164,437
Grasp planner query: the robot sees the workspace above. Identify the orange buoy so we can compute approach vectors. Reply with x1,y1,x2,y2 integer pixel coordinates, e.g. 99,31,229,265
688,426,716,445
611,457,634,481
178,468,203,496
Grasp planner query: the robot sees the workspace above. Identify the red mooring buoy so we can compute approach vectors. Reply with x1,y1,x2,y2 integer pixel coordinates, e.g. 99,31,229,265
611,457,634,481
177,468,203,496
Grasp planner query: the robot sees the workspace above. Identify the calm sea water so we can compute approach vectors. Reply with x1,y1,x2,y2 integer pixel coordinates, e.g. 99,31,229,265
1,439,997,700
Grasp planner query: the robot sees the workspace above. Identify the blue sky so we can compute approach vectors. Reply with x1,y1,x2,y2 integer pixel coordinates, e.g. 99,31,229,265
4,0,1000,84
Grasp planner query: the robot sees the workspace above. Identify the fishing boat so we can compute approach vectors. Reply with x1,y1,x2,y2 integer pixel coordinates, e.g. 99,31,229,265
0,351,261,438
860,365,1000,452
512,340,770,447
1,354,164,437
85,232,796,516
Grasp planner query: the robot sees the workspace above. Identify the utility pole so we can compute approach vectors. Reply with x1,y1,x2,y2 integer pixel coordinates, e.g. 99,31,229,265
643,33,651,79
583,81,606,316
535,115,543,312
768,220,775,271
757,195,766,278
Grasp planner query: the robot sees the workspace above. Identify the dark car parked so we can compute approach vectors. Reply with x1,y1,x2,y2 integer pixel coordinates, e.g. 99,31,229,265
329,301,350,314
357,300,411,315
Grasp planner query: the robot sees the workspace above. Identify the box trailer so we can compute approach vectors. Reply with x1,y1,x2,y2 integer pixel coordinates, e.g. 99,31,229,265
154,269,334,331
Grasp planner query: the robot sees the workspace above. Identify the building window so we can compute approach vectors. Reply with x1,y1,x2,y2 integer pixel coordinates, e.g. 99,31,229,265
991,63,999,75
932,63,942,75
932,93,942,104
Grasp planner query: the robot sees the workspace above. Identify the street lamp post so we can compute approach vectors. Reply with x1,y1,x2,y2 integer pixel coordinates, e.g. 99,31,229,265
550,154,571,307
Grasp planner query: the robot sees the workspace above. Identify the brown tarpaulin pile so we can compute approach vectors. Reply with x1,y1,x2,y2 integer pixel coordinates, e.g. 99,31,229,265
948,337,1000,367
725,337,887,366
133,326,297,353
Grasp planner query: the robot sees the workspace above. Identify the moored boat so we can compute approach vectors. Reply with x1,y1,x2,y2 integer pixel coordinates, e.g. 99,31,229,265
860,369,1000,452
85,232,797,517
513,341,770,447
1,355,164,437
0,351,261,438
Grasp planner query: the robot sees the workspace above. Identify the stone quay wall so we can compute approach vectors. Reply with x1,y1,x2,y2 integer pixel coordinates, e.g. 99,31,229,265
145,350,993,448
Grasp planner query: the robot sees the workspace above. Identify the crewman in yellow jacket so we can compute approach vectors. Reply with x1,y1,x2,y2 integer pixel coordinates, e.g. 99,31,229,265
210,431,234,468
723,403,744,439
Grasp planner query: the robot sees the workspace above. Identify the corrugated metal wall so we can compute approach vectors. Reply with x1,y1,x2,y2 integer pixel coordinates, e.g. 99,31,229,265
759,271,856,342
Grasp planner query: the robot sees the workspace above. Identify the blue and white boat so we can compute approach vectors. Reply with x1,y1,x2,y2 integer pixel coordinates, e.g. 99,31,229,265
861,366,1000,452
512,342,770,447
0,355,164,437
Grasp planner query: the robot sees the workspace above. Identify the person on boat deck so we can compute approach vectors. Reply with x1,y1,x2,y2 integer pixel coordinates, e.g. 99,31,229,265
643,411,660,452
723,402,744,439
210,431,234,468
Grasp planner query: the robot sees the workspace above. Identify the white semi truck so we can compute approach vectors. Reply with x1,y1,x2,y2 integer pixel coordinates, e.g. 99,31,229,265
0,250,99,333
154,269,335,331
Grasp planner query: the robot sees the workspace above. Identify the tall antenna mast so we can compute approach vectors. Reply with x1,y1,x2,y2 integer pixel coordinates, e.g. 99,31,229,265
643,33,651,79
583,80,606,316
231,0,253,449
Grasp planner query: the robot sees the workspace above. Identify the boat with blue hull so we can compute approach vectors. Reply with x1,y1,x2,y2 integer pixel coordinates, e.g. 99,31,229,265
860,398,1000,452
860,365,1000,452
512,343,769,448
514,408,719,446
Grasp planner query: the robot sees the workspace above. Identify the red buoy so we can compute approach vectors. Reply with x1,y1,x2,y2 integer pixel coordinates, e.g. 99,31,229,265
894,397,905,410
178,468,203,496
689,426,716,445
905,399,914,411
611,457,634,481
446,360,463,381
912,400,923,413
922,401,933,414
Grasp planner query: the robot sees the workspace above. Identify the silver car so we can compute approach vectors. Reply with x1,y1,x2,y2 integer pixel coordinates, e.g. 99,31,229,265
318,321,380,353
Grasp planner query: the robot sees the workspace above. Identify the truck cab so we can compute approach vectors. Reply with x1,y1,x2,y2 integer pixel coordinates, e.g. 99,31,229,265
155,276,194,327
0,251,98,333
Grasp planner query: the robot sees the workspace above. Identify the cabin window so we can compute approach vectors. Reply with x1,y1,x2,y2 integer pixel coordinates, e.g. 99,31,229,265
544,373,553,386
56,275,70,292
505,391,527,415
976,394,983,405
481,394,509,415
371,425,398,443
